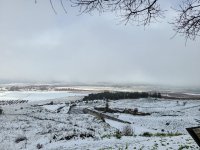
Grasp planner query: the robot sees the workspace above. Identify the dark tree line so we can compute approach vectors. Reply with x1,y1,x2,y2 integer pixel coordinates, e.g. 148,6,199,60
36,0,200,40
83,91,161,101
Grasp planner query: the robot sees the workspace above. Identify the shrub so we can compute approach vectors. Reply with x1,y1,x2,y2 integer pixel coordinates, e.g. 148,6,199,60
122,125,134,136
36,143,43,149
125,143,129,149
115,130,122,139
183,101,187,106
0,107,3,115
49,101,53,105
133,108,138,114
141,132,153,137
15,136,27,143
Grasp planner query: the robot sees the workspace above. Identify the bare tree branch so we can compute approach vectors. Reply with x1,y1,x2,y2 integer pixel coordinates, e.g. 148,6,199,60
70,0,163,25
172,0,200,40
50,0,57,14
38,0,200,40
60,0,68,14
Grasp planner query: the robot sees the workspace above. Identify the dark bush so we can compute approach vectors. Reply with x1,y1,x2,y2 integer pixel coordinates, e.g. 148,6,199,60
133,108,138,114
36,143,43,149
49,101,53,105
115,130,122,139
141,132,153,137
15,136,27,143
0,107,3,115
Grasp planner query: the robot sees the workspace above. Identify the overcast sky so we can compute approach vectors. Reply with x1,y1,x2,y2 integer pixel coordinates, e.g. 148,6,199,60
0,0,200,87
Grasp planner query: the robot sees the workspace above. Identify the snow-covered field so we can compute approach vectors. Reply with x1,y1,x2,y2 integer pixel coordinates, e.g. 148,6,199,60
0,91,200,150
0,91,86,102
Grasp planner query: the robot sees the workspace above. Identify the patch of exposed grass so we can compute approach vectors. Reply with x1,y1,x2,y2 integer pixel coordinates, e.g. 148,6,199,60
154,132,182,137
140,132,182,137
178,145,190,150
154,132,183,137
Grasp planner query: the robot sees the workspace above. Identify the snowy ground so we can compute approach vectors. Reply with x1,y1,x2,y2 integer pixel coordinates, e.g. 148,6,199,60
0,91,86,102
0,92,200,150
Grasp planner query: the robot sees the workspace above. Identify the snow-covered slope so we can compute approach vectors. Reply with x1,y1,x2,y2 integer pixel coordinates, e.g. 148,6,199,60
0,92,200,150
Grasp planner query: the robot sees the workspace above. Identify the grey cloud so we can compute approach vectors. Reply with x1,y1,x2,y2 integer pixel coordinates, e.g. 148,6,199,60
0,0,200,87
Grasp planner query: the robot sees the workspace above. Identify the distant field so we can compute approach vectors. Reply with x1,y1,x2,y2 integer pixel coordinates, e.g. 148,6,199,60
0,91,87,102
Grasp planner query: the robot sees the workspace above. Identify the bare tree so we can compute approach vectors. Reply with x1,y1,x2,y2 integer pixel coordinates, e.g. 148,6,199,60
38,0,200,40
